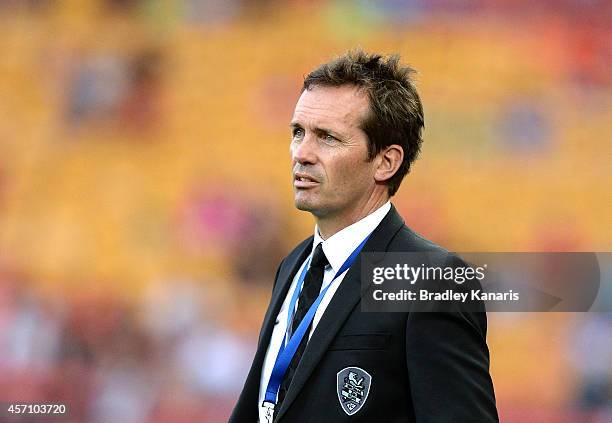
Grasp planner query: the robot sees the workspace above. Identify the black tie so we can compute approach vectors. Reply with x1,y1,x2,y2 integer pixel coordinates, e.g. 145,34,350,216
275,243,329,415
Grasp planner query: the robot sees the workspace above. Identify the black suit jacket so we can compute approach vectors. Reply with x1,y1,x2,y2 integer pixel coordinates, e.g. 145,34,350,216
230,205,498,422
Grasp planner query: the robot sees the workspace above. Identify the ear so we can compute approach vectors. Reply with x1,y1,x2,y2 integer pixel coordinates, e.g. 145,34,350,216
374,145,404,183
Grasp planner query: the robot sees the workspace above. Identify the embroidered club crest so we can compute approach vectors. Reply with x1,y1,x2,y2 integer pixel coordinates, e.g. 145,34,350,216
336,366,372,415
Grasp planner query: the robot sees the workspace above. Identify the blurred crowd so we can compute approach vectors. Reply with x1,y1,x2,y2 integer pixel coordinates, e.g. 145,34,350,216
0,0,610,422
0,265,267,422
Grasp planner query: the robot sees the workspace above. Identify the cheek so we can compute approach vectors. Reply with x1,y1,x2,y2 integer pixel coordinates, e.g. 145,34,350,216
327,156,370,190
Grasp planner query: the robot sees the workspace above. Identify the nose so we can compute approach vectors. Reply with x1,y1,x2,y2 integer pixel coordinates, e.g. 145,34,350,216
291,133,317,165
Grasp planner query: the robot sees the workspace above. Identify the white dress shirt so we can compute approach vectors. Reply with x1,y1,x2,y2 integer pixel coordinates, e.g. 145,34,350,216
257,201,391,422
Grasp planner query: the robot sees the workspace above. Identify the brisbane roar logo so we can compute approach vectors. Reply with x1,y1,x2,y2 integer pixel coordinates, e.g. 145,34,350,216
336,367,372,416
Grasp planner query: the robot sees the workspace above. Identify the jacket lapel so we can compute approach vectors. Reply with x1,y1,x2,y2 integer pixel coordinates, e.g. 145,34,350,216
275,206,405,421
259,237,313,349
230,237,312,422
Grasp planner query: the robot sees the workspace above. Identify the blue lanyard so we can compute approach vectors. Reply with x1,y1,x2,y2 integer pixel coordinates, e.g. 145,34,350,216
262,233,372,415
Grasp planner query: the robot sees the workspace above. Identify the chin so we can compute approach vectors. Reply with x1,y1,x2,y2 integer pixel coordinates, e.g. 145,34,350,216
295,199,332,219
294,199,314,212
294,195,320,213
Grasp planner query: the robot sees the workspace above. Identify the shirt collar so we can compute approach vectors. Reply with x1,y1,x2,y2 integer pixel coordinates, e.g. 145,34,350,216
312,202,391,274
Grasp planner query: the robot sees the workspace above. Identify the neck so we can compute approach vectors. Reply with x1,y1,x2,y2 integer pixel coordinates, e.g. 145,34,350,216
316,193,389,240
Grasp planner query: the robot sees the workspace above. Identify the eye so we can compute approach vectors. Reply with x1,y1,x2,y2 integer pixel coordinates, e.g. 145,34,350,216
292,127,304,139
323,133,337,143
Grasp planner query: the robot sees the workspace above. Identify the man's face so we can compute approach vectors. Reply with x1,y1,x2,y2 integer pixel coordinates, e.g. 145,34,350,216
290,85,378,219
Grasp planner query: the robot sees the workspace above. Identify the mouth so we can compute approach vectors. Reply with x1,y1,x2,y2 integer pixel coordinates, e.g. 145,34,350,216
294,173,320,189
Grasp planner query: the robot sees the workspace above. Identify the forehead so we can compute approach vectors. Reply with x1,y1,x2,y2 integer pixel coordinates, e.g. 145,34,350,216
291,85,370,134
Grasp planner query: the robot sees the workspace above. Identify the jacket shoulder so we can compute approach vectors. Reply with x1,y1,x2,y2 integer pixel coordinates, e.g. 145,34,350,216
284,236,313,262
271,236,313,290
392,224,488,333
390,224,449,254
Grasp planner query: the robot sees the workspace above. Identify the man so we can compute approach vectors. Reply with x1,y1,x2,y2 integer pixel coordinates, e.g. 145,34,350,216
230,50,498,422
